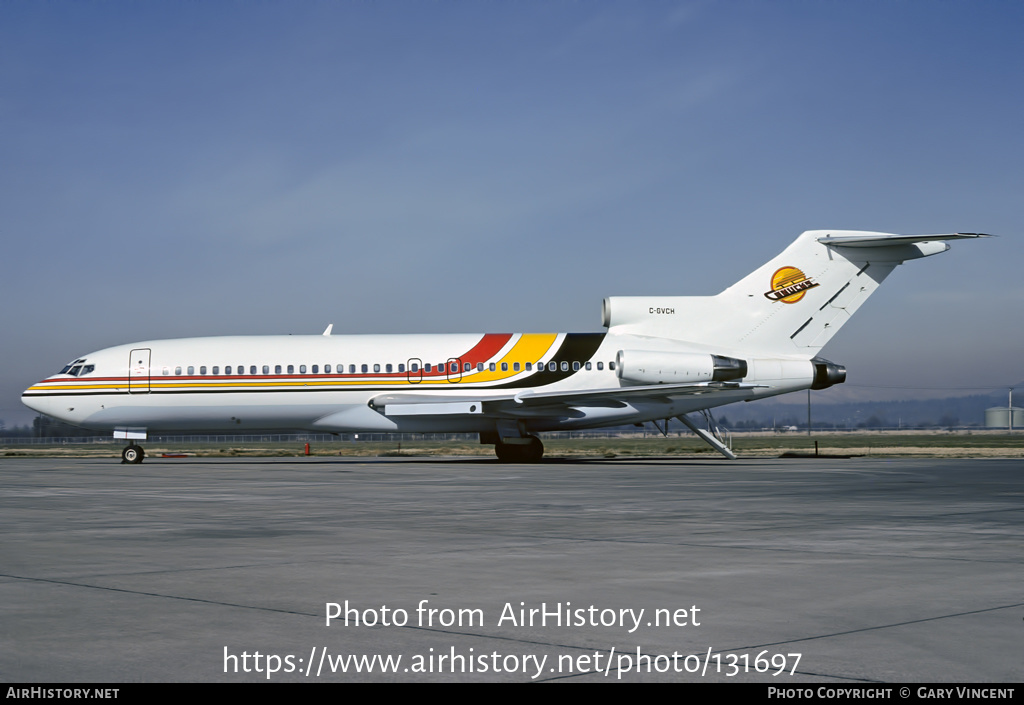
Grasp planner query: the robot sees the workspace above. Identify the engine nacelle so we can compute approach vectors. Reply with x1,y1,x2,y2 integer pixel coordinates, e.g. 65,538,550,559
811,357,847,390
616,350,747,385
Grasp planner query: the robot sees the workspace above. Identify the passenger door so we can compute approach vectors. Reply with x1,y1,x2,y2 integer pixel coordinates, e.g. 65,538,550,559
128,348,151,393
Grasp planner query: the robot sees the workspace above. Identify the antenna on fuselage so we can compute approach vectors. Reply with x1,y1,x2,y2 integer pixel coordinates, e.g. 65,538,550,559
322,324,333,336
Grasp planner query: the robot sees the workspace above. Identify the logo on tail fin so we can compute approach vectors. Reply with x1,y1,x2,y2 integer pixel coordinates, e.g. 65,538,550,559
764,266,819,303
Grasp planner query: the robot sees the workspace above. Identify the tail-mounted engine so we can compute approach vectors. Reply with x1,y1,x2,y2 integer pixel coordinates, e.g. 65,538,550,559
616,350,747,385
811,357,847,390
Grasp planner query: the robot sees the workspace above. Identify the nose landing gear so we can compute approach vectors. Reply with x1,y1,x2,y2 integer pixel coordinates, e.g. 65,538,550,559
121,444,145,464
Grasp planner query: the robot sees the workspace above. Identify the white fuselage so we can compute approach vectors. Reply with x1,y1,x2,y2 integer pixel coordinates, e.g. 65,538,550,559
21,331,812,436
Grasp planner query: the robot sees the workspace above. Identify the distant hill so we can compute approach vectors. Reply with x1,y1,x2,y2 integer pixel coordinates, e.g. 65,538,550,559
716,389,1017,430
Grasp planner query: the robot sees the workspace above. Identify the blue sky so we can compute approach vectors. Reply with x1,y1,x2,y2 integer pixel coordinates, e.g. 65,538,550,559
2,1,1022,426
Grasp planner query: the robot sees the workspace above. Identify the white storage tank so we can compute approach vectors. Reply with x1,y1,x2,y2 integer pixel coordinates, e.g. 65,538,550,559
985,407,1024,429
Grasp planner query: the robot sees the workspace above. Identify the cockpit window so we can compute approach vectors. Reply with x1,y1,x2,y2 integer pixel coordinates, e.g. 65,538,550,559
60,358,86,375
63,361,95,377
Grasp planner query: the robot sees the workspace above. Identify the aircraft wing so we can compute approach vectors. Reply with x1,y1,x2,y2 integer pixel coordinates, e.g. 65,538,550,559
368,382,760,418
511,381,757,406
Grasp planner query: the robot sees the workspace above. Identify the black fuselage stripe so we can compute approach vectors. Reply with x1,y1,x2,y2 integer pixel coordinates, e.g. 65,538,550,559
492,333,607,389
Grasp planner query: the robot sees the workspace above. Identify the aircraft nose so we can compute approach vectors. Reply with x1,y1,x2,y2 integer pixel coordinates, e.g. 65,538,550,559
22,382,61,417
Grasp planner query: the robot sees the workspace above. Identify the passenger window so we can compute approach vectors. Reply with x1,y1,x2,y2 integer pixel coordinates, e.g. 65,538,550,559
526,362,532,371
477,363,484,372
250,366,257,375
585,362,592,370
501,362,508,372
489,363,496,372
386,364,393,373
175,366,182,375
410,363,418,372
225,366,231,375
425,363,432,372
549,361,557,371
349,364,356,374
513,362,520,371
300,365,307,374
262,365,269,375
597,362,604,370
312,365,319,374
163,367,170,375
609,361,616,370
188,366,195,375
200,366,207,375
275,365,282,374
373,364,380,373
572,362,580,371
561,361,568,372
325,365,331,373
212,366,219,375
361,364,368,373
399,363,405,373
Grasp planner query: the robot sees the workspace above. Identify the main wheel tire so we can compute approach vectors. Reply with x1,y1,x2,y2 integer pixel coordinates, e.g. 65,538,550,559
523,435,544,463
122,445,144,464
494,437,544,463
494,441,516,463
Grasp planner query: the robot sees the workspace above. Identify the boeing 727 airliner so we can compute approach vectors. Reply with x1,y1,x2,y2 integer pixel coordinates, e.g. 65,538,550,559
22,230,988,463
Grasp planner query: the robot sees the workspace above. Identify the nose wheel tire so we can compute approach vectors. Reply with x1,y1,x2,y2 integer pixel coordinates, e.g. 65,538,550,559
121,445,145,464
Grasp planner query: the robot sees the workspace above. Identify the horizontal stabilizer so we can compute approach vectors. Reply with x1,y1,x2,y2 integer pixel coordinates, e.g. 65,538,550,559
817,232,992,247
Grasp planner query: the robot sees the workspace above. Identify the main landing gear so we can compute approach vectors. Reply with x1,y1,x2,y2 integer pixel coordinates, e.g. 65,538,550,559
493,435,544,463
121,444,145,464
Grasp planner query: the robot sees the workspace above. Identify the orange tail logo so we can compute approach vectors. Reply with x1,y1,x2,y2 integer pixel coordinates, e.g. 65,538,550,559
765,266,819,303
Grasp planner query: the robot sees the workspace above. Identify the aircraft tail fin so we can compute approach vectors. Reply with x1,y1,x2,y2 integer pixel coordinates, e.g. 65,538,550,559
603,230,989,356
